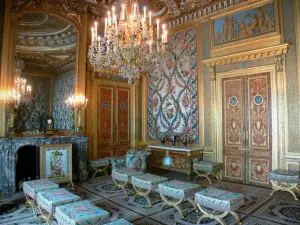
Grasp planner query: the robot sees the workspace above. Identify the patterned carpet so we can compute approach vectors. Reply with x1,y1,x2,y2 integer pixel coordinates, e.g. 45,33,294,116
0,171,299,225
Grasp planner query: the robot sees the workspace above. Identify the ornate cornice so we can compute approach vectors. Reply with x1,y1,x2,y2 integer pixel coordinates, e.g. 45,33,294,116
203,44,290,67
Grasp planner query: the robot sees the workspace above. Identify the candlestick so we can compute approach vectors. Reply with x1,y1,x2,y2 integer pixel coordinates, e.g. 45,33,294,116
91,27,95,43
94,22,98,40
156,19,160,40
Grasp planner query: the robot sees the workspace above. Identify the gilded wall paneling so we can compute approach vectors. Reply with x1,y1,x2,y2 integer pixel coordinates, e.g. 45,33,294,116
293,0,300,156
144,21,204,148
209,0,282,57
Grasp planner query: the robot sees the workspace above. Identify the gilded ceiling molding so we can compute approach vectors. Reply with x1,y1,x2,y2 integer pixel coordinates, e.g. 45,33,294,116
167,0,259,29
202,43,290,67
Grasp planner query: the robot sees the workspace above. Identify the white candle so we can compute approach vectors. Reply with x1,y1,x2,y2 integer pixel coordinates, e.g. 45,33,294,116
162,34,164,43
162,24,166,32
112,6,116,23
91,27,94,43
94,22,98,40
144,7,146,20
149,41,152,54
121,4,125,20
104,18,107,37
156,19,160,40
142,18,145,38
98,36,101,49
134,3,136,19
108,11,111,26
165,30,168,43
149,11,152,26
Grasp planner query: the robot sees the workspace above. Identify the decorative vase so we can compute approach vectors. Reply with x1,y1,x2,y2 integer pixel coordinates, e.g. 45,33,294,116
182,136,188,147
160,137,166,146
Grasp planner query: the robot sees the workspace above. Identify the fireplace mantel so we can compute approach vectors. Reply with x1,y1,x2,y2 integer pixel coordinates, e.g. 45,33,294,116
0,135,88,196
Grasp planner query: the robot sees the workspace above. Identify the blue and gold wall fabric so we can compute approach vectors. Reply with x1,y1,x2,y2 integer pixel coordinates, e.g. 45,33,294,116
213,2,276,47
15,75,51,131
147,27,199,142
52,69,75,130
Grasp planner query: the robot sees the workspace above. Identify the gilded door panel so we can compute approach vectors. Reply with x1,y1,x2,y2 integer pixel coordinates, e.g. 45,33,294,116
116,87,130,156
222,77,245,183
98,86,114,157
247,73,272,186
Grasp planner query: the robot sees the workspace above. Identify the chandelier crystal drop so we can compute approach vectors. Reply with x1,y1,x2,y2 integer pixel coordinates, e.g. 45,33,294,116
88,0,168,84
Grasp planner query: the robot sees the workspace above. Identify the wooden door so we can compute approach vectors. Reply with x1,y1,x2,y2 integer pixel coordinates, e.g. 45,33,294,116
98,85,114,158
222,73,272,187
97,84,131,157
115,87,131,156
246,73,272,187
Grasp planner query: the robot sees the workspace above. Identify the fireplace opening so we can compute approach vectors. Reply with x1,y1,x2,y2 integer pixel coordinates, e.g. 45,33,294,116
16,145,40,191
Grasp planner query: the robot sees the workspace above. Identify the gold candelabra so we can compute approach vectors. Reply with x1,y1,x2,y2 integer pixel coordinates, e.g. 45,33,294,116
65,94,88,132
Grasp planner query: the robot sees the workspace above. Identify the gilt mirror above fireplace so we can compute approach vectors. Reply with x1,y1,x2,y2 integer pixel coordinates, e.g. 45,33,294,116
13,12,77,134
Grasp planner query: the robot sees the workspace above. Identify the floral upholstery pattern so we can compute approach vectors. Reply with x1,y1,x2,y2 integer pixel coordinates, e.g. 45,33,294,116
270,170,300,183
89,158,110,168
103,219,133,225
23,179,59,199
112,168,143,183
126,150,151,172
109,156,126,169
54,200,110,225
195,188,244,212
37,188,80,213
131,173,168,190
158,180,201,199
193,160,222,172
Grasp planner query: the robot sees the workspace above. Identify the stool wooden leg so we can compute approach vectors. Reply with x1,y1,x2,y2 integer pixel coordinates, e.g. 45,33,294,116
132,185,152,207
197,204,229,225
112,177,129,196
230,211,242,225
90,165,109,179
160,193,184,218
270,180,299,200
37,204,53,225
24,193,38,217
193,168,213,184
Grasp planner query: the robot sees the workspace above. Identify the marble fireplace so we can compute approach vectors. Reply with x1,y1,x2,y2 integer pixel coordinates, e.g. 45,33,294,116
0,135,88,196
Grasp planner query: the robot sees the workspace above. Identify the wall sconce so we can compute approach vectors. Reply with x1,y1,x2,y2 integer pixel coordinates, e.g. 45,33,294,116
65,94,88,132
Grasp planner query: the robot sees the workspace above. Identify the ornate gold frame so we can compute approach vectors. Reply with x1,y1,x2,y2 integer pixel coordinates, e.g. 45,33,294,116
141,20,204,147
209,0,282,57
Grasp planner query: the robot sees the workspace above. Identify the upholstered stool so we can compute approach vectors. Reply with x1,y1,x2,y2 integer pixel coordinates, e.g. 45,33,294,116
37,188,80,224
270,169,300,200
103,219,133,225
55,200,110,225
89,158,110,178
131,173,168,207
109,156,126,169
193,159,222,184
23,179,59,216
111,167,143,196
195,188,244,225
157,180,201,218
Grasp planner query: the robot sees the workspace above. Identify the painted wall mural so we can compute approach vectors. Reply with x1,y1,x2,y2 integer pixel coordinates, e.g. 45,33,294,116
213,2,276,46
52,69,75,130
147,27,199,142
15,75,51,131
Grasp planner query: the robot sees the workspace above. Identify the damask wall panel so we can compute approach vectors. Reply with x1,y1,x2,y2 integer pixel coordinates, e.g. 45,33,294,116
15,75,51,131
283,0,300,153
52,69,75,130
202,21,212,147
147,27,199,142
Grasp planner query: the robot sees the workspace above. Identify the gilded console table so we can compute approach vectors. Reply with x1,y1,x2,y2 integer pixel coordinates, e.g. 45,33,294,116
147,145,203,175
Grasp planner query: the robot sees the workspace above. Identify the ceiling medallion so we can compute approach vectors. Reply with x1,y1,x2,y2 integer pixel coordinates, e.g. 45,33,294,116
88,0,169,84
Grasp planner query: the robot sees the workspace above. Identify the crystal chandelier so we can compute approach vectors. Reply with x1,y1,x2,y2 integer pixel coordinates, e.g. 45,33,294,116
88,0,168,84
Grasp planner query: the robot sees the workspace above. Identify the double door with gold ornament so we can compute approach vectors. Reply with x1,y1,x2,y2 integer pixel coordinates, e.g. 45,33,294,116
222,72,272,187
97,84,131,157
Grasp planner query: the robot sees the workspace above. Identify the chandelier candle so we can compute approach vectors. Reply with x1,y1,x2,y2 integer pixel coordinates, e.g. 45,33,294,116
88,0,168,84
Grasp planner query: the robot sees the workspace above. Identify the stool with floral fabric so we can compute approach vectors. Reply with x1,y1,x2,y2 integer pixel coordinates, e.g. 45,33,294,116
270,169,300,200
23,179,59,216
103,219,133,225
37,188,80,224
54,200,110,225
89,158,111,178
193,160,222,184
157,180,201,218
195,187,244,225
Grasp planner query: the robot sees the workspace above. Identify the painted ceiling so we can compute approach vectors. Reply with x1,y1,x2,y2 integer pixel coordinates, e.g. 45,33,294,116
17,13,76,73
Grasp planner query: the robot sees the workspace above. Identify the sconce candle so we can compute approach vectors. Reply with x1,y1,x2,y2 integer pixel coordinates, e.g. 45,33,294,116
65,94,88,132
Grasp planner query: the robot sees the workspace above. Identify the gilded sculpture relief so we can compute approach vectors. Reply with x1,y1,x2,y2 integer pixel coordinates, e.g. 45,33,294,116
213,2,276,47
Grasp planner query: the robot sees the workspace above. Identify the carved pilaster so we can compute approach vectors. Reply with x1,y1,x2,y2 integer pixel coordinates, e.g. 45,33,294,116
209,65,217,158
275,55,283,72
